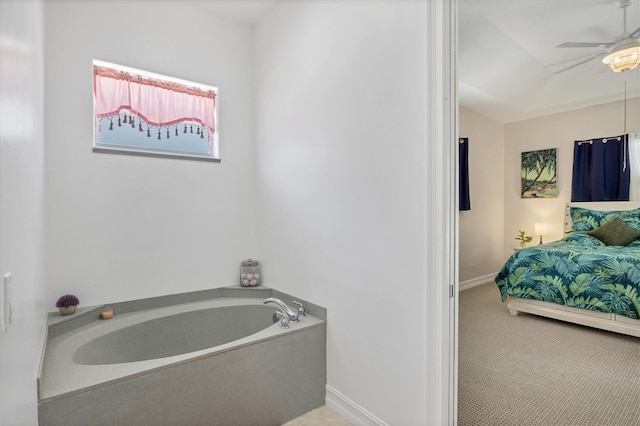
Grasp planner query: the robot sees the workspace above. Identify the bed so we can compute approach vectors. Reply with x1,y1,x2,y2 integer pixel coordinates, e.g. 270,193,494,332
495,201,640,337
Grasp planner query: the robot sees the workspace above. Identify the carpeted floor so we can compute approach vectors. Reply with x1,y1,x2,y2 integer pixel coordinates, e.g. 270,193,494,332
458,283,640,426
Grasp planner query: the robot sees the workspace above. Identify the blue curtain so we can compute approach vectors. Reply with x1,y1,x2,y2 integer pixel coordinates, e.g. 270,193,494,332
571,134,630,202
459,138,470,210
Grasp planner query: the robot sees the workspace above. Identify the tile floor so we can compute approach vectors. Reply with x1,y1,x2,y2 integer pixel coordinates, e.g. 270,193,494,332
282,405,350,425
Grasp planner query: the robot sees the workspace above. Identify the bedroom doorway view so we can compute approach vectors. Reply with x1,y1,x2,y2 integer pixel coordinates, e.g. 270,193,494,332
456,1,640,425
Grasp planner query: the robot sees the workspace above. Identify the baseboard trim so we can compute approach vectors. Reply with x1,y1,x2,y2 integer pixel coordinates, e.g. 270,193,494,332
325,385,387,426
459,273,496,291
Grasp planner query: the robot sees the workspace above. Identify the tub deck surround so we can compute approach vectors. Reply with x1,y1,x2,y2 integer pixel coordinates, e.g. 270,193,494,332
45,286,272,339
44,285,324,339
38,286,326,425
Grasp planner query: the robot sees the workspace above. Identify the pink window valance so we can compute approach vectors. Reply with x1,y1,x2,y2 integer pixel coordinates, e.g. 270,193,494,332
93,65,216,134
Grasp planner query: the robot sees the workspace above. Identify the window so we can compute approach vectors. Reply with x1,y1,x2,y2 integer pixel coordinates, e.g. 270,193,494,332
459,138,470,210
571,134,630,202
629,133,640,201
93,60,219,161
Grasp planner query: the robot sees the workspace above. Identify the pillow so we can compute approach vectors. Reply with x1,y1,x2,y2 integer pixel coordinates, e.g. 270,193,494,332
570,207,640,232
587,217,640,246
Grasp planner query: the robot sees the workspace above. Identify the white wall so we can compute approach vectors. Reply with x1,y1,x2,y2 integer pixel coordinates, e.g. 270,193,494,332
503,97,640,254
0,0,47,424
458,107,504,284
44,1,256,306
254,2,435,424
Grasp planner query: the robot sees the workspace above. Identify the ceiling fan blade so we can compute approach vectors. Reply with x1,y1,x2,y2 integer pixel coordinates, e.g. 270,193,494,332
548,50,604,67
552,52,604,74
556,41,614,48
629,26,640,39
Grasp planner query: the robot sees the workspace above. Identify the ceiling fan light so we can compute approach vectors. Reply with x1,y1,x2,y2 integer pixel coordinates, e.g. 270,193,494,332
602,45,640,72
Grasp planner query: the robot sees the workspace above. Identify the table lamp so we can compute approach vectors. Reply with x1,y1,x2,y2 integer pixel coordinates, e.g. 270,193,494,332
535,222,548,245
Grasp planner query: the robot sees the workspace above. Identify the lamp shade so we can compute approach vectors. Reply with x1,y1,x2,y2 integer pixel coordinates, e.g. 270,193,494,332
602,44,640,72
535,222,548,236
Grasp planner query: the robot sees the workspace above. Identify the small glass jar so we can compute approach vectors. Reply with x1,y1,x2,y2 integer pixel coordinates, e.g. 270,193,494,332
240,259,261,287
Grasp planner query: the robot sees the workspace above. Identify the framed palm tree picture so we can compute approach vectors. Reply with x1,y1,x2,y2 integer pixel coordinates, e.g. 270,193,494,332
521,148,557,198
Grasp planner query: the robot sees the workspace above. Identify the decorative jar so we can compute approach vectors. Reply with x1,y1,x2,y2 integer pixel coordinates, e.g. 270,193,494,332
240,259,261,287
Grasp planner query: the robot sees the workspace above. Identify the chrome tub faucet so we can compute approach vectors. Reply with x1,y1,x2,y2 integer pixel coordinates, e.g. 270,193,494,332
264,297,304,322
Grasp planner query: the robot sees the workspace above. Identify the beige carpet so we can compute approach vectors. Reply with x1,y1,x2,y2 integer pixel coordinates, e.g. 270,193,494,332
458,283,640,426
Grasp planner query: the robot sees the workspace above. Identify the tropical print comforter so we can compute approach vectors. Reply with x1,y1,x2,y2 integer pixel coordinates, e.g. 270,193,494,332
495,233,640,320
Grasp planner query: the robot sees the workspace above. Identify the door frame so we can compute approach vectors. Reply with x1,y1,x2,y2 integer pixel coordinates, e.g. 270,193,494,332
425,0,458,424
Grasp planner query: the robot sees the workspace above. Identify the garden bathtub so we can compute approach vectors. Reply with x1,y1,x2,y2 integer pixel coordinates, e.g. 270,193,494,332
37,287,326,425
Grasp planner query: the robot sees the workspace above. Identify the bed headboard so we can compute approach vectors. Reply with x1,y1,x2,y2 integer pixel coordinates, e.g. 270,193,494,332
564,201,640,233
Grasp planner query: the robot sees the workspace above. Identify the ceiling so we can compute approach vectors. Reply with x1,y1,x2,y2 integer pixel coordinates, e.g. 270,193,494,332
191,0,639,124
459,0,640,123
189,0,279,27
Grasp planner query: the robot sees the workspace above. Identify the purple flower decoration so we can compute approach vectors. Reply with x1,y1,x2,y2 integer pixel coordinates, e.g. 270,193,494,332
55,294,79,308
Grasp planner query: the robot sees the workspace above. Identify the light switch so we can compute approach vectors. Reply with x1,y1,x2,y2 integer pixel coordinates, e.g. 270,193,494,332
3,273,13,331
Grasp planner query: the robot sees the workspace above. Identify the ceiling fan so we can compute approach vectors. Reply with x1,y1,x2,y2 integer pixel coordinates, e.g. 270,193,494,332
554,0,640,74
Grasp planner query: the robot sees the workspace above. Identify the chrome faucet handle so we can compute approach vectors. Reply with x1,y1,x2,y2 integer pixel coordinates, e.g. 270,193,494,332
264,297,299,321
292,301,306,317
275,311,290,329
